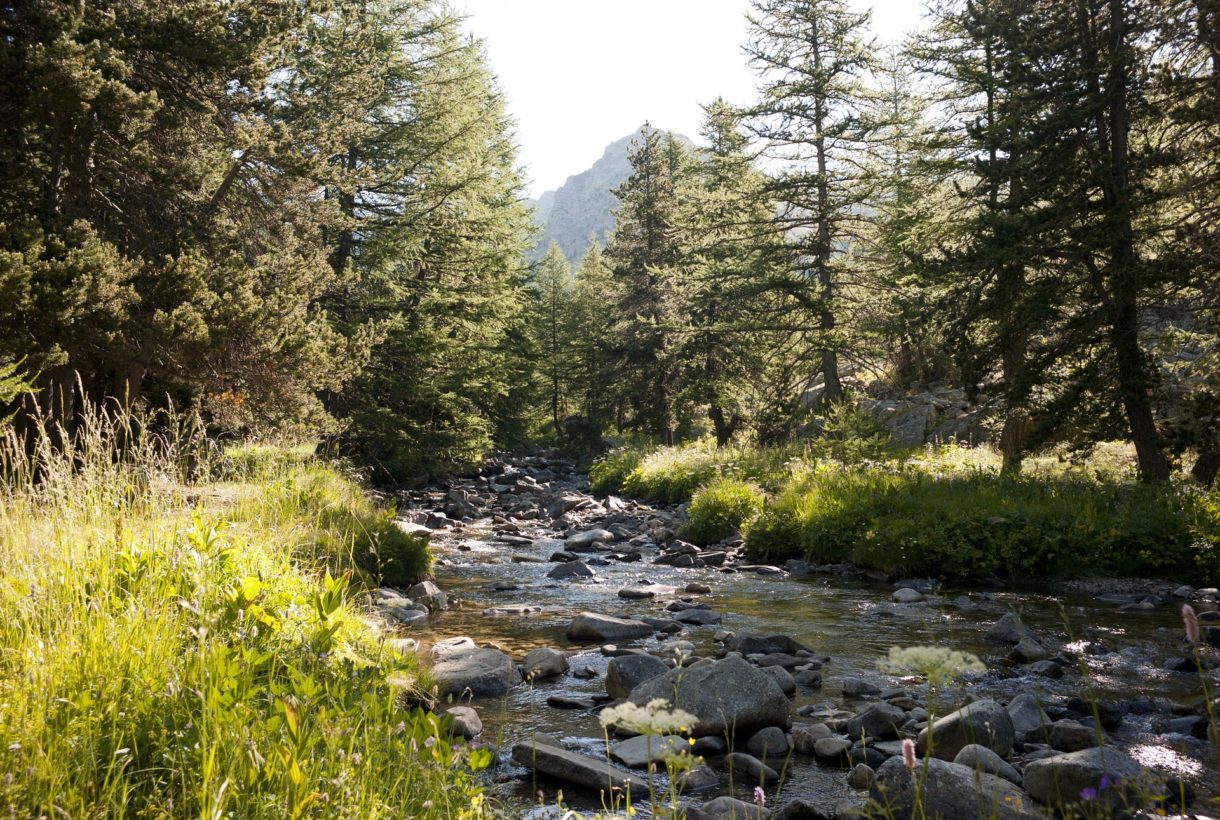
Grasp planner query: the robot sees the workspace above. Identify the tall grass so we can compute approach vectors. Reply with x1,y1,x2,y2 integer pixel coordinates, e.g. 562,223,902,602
0,405,485,818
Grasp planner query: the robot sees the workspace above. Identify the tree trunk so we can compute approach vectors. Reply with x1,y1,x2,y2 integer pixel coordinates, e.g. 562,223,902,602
1192,450,1220,486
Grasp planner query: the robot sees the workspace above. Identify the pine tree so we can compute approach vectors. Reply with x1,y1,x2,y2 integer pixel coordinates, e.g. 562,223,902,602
567,239,618,441
531,244,575,436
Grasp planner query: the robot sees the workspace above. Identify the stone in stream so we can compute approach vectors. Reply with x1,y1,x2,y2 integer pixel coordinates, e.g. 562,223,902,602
511,554,546,563
848,763,876,790
726,752,779,782
626,656,791,738
761,665,796,695
567,612,654,643
1005,693,1054,741
547,560,594,580
565,528,615,549
444,706,482,739
546,694,597,710
430,637,522,697
841,677,881,698
605,654,669,699
794,669,823,689
791,723,832,754
481,604,543,617
609,735,690,768
916,698,1014,760
746,726,791,759
729,634,813,656
1022,746,1144,810
617,586,657,599
1049,719,1100,751
954,744,1023,786
510,742,648,798
686,582,713,594
672,608,722,626
677,764,721,793
522,647,569,680
689,796,772,819
891,587,925,603
845,702,906,741
870,756,1040,820
984,612,1037,644
1012,635,1050,662
813,737,852,762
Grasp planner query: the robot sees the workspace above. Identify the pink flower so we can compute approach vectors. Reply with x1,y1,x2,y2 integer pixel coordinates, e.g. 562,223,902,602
902,738,917,769
754,786,766,807
1183,604,1200,646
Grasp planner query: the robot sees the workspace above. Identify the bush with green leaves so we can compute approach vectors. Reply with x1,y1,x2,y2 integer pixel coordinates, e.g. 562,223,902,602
683,478,766,545
589,446,646,495
745,468,1220,581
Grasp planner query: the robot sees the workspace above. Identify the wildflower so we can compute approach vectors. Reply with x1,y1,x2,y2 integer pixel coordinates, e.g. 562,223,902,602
753,786,766,807
424,736,436,749
902,738,916,770
1183,604,1200,646
598,699,697,735
1080,787,1097,801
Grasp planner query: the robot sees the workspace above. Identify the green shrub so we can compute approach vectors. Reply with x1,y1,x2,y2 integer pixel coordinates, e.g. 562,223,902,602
589,446,645,495
683,478,766,545
746,469,1219,582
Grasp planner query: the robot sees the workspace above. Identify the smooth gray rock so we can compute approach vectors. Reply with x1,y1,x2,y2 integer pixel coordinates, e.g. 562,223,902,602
627,656,791,738
609,735,690,768
791,723,833,754
841,677,881,698
408,580,448,610
985,612,1036,644
746,726,791,759
870,756,1042,820
565,528,615,549
510,742,648,797
430,638,522,697
677,764,721,793
547,560,594,580
673,607,723,625
1023,746,1143,810
848,763,876,789
917,698,1015,760
954,743,1022,785
726,752,779,782
1049,720,1100,752
606,654,669,699
1012,636,1050,662
762,665,797,695
567,611,654,643
846,702,906,741
891,587,925,603
444,706,482,739
1007,693,1052,741
690,796,772,819
813,737,852,761
522,647,569,680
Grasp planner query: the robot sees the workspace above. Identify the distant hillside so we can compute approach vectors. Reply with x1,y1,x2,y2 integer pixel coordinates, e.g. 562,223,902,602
529,129,689,265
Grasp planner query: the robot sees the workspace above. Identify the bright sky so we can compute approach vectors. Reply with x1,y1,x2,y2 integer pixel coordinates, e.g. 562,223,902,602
457,1,929,198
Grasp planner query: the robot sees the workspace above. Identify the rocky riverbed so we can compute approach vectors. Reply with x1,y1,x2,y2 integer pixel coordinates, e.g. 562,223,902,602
377,455,1219,818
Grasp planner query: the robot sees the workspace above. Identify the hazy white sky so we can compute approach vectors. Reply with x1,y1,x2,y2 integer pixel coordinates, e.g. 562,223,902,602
457,1,929,198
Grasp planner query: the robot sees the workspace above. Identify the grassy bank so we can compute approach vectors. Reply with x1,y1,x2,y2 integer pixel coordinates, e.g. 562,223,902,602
591,439,1220,582
0,417,486,818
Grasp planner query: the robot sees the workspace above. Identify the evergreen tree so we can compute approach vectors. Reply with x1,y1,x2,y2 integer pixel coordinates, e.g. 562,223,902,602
531,243,575,436
567,239,618,441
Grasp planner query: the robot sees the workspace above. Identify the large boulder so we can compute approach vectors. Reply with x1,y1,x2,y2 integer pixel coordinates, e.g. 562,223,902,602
430,637,522,697
606,654,669,699
565,528,615,549
870,756,1042,820
510,742,648,798
1022,747,1143,810
566,612,654,643
954,744,1022,786
627,656,791,738
917,699,1015,760
548,560,594,580
985,612,1037,644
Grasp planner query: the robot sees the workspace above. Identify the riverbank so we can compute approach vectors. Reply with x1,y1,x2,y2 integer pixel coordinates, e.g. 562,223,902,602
0,427,486,818
385,453,1219,818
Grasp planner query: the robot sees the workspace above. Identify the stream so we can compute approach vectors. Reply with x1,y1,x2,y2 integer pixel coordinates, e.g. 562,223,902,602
386,456,1219,818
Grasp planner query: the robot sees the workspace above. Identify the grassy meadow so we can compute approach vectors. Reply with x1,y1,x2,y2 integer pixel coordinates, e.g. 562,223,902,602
0,414,487,819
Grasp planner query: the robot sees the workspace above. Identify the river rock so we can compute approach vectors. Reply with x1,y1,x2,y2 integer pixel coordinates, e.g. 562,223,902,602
985,612,1036,644
430,638,522,697
917,699,1014,760
1022,746,1143,810
1012,636,1050,663
677,764,721,793
730,634,813,656
609,735,690,768
686,582,713,594
1049,720,1099,751
618,586,656,599
870,756,1040,820
848,763,876,789
747,726,791,759
547,560,594,580
726,752,779,782
891,587,925,603
567,612,654,643
1008,693,1051,741
522,647,569,680
954,744,1022,785
627,656,791,738
444,706,482,739
841,677,881,698
813,737,852,762
510,742,647,798
762,665,796,695
673,607,723,625
408,580,448,610
606,654,669,699
846,702,906,740
566,528,615,549
791,723,832,754
690,796,772,819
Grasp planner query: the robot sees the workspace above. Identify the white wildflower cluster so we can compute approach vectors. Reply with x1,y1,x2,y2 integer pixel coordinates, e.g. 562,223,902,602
879,645,985,684
599,698,697,736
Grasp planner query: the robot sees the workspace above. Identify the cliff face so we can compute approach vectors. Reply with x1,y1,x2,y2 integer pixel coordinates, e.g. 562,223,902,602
529,129,690,264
